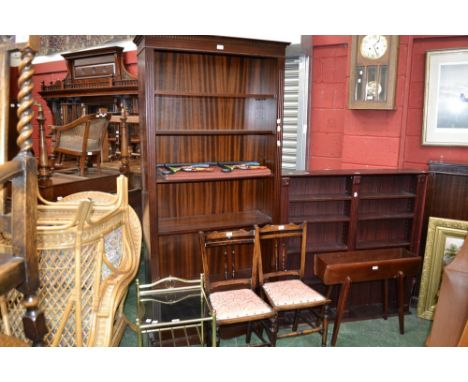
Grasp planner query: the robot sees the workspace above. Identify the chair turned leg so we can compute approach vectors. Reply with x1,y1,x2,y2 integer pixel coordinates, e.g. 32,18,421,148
383,279,389,320
270,314,278,347
246,321,252,344
22,293,47,346
322,285,333,317
321,304,329,347
79,155,86,176
54,153,63,169
397,271,405,335
216,326,221,347
292,309,299,332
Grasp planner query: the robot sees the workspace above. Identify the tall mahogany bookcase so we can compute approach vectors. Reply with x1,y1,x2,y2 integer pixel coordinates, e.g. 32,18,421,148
134,35,288,280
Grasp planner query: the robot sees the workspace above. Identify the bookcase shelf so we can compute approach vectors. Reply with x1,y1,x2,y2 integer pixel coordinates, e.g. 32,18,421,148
359,192,417,200
156,166,273,183
357,212,415,221
290,193,353,202
155,130,275,136
291,214,351,223
355,240,411,250
154,91,276,99
159,210,272,235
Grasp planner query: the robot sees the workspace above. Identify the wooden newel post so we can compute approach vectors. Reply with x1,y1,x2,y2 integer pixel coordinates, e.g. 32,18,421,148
35,102,51,184
119,106,130,176
15,36,48,346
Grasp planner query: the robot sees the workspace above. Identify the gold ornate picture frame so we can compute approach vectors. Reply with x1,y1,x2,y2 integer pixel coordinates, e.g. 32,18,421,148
417,217,468,320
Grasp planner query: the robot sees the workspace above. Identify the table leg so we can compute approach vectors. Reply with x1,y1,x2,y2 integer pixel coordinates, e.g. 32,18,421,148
321,285,334,318
397,270,405,334
383,279,388,320
331,276,351,347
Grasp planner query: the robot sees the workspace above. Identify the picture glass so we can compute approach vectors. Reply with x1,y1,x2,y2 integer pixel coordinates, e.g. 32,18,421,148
423,49,468,146
436,63,468,129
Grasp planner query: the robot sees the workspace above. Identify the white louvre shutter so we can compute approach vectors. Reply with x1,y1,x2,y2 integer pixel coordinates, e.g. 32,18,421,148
282,55,309,171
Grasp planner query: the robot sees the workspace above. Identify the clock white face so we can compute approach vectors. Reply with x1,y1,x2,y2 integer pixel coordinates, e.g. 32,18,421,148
360,35,388,60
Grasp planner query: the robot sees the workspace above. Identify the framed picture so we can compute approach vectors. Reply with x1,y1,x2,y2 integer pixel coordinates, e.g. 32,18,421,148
417,217,468,320
422,49,468,146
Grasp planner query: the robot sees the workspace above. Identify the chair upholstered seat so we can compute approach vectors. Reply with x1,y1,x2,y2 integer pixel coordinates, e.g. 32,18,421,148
210,288,274,323
263,279,327,310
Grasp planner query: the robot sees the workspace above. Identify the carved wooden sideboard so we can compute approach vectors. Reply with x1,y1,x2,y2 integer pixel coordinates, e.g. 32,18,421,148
39,46,140,161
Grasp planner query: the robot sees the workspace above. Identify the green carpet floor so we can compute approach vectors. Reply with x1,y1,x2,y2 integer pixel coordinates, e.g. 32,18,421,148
119,267,433,347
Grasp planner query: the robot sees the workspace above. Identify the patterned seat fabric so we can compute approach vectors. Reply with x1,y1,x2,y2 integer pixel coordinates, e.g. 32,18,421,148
263,279,326,309
210,289,273,323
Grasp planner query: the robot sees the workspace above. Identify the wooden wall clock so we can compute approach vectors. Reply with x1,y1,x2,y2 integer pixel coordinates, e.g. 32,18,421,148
348,35,399,110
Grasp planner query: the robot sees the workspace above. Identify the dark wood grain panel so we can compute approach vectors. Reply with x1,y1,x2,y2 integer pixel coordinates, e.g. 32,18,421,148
420,162,468,258
355,219,412,248
135,35,288,58
288,175,352,197
157,230,267,279
289,200,351,221
157,178,273,220
155,135,276,165
156,233,200,278
358,198,415,216
359,174,417,195
153,51,278,94
154,96,276,132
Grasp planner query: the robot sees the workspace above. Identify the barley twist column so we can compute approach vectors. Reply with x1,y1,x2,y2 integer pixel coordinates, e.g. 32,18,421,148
16,44,35,155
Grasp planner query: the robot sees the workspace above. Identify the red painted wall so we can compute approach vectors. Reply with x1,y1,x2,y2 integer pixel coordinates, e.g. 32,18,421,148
26,50,137,155
308,35,468,171
20,38,468,169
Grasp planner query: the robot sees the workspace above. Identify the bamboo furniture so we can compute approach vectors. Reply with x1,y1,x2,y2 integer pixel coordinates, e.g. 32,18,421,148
134,35,288,280
199,228,277,346
256,222,330,345
136,275,216,347
314,248,421,346
0,175,142,346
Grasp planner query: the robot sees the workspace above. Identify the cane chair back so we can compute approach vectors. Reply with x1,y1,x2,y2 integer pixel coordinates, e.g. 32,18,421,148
256,222,330,345
51,112,111,176
0,175,142,346
199,228,277,346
